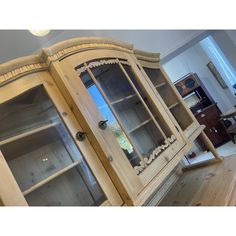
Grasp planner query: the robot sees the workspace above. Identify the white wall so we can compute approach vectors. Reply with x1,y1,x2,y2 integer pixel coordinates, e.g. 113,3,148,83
212,30,236,71
162,43,236,113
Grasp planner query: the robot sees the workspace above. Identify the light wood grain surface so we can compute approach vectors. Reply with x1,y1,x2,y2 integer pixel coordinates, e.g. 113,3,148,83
159,155,236,206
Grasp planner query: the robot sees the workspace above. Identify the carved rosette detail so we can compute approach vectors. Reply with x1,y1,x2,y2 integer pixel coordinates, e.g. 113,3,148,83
77,59,130,75
134,135,176,175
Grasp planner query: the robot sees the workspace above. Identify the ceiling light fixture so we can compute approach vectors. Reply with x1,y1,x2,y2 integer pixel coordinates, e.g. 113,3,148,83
29,30,50,37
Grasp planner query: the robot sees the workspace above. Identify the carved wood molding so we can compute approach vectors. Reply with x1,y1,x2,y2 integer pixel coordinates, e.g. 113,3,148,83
0,37,160,86
134,161,146,175
76,58,130,75
134,49,160,63
42,44,133,64
42,37,133,57
0,60,47,86
134,135,176,174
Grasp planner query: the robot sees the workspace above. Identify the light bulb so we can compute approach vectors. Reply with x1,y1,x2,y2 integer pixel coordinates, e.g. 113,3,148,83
29,30,50,37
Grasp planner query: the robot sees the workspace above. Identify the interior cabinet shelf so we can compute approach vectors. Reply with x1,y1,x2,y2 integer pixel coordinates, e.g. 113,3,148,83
128,118,152,133
155,82,166,89
168,102,179,110
0,121,59,146
22,160,80,196
110,93,137,105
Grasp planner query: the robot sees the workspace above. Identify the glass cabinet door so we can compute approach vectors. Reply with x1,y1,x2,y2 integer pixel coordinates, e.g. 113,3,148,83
0,86,106,206
77,58,183,176
141,67,194,131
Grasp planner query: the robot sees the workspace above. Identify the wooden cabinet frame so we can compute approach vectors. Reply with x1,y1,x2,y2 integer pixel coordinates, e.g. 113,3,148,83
49,49,190,204
0,71,123,206
0,37,222,206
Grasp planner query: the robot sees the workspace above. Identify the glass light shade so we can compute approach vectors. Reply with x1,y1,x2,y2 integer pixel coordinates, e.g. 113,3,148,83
29,30,50,37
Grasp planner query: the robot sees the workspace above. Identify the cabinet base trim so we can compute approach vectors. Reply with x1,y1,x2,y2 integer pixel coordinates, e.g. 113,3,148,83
134,143,192,206
182,157,223,172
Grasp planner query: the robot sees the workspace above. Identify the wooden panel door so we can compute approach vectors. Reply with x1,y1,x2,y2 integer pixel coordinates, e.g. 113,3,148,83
54,50,186,203
0,72,122,206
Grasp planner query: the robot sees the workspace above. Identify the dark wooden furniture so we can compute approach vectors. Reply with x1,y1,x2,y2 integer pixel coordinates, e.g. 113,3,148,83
195,104,230,149
221,107,236,143
175,73,230,149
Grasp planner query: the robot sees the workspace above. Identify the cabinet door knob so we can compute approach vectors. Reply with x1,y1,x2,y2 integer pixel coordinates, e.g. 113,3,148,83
75,131,86,141
98,120,108,130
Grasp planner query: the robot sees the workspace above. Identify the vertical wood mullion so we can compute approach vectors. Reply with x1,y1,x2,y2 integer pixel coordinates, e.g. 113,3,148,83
118,60,169,142
84,63,147,168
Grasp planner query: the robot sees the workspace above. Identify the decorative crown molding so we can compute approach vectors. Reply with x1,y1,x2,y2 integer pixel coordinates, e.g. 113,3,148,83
0,54,47,86
134,49,160,63
0,37,160,86
42,37,134,60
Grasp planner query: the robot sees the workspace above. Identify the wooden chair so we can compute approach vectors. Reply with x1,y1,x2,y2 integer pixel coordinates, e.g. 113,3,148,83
220,118,236,143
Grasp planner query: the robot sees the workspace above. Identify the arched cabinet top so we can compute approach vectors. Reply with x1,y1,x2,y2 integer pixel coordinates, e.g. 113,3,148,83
0,37,160,85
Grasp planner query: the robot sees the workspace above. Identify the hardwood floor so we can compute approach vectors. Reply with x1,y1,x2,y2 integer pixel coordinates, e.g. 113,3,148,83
159,154,236,206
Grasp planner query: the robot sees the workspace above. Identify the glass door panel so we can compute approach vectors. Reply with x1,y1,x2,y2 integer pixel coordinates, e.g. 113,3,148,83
78,59,177,174
142,67,193,130
122,64,173,138
0,86,106,206
85,84,141,167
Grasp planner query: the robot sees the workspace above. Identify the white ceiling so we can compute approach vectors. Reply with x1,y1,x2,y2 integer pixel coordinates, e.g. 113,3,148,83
0,30,206,64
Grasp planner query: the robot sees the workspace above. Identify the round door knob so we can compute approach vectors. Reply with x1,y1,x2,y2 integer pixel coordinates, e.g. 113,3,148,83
75,131,86,141
98,120,108,130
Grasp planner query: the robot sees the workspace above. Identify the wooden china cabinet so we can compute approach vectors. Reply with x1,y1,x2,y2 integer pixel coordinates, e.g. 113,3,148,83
0,37,222,206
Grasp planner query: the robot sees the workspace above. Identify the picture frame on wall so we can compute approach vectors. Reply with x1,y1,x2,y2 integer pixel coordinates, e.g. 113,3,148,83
207,61,228,89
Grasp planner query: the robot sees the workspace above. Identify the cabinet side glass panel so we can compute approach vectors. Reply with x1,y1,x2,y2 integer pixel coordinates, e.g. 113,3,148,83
0,86,106,206
143,67,193,130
